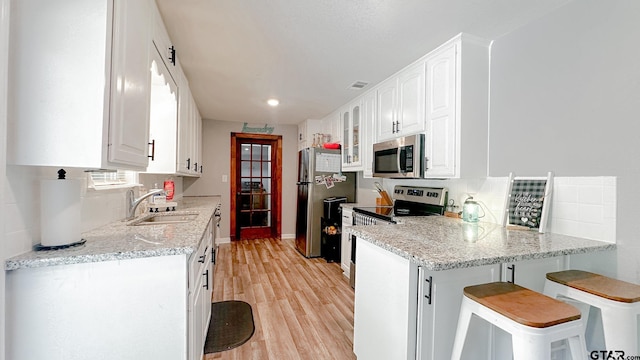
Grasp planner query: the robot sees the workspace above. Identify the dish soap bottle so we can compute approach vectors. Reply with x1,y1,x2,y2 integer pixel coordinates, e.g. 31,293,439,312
164,178,175,201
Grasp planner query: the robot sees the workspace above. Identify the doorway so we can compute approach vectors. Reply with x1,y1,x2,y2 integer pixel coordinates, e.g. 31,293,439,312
230,132,282,240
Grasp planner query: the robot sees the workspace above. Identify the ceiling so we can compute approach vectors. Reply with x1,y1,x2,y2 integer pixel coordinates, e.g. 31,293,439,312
155,0,571,125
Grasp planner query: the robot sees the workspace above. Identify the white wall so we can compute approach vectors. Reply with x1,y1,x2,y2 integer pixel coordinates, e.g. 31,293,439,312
0,0,8,357
488,0,639,281
183,119,299,241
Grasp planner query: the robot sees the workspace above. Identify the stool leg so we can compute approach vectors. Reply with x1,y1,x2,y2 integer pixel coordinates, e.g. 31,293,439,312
601,308,638,354
451,297,474,360
512,334,550,360
567,334,588,360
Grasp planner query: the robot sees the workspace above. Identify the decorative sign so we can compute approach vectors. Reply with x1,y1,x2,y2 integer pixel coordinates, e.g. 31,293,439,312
504,173,553,232
241,122,275,134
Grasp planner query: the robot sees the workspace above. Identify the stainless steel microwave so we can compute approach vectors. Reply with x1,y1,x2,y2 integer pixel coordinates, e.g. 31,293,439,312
372,134,425,178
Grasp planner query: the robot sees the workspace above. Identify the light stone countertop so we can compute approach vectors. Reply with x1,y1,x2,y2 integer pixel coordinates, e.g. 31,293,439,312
350,215,616,271
5,196,221,271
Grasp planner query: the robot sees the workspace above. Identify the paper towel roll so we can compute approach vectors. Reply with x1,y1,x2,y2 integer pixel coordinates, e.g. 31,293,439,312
40,179,81,247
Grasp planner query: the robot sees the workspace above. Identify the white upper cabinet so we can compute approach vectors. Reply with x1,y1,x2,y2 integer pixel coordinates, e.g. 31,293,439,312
177,71,203,177
146,1,202,176
341,100,363,170
151,2,177,76
361,91,376,177
297,119,322,151
146,44,179,174
425,34,489,178
376,62,426,142
8,0,152,170
376,77,398,141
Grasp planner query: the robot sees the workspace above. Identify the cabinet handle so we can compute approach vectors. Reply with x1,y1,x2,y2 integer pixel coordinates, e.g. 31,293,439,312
200,165,203,173
194,162,198,172
395,121,400,133
507,264,516,283
392,121,396,133
198,246,207,263
211,248,216,264
424,275,433,305
148,140,155,161
169,46,176,66
186,158,191,170
203,269,209,290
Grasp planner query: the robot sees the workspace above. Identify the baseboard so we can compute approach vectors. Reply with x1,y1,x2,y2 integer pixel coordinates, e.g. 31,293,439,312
217,237,231,244
217,235,294,243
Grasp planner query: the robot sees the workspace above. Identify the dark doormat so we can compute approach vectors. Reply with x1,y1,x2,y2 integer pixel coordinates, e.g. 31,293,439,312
204,300,255,354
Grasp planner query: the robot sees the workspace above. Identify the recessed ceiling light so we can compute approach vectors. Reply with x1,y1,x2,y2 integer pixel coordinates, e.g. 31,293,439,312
267,98,279,107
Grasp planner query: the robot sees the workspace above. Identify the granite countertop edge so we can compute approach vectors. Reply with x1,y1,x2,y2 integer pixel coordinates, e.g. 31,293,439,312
5,196,221,271
350,217,617,271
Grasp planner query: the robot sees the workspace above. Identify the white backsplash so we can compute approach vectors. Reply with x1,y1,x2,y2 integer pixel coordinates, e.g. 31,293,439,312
379,176,616,243
3,166,186,259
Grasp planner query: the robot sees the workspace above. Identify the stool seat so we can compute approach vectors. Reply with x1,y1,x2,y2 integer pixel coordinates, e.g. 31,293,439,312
544,270,640,354
464,282,581,328
452,282,587,359
546,270,640,303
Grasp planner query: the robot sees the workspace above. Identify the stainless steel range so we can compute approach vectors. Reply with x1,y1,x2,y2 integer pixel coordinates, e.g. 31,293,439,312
353,185,448,224
349,185,448,288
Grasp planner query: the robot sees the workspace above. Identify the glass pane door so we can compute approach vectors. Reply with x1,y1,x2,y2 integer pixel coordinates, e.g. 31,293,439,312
239,143,272,230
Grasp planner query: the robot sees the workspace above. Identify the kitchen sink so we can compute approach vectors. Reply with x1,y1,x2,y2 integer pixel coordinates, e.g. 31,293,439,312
129,213,199,226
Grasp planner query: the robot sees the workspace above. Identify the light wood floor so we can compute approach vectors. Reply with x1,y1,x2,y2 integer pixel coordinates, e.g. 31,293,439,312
206,237,356,360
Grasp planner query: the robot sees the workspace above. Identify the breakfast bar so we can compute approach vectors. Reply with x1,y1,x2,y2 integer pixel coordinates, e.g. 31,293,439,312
350,216,616,360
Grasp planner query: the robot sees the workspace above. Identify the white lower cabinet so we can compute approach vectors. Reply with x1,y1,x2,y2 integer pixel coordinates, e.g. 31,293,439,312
416,264,500,360
189,218,214,360
354,239,419,360
353,238,578,359
6,219,214,360
340,208,353,279
501,256,565,293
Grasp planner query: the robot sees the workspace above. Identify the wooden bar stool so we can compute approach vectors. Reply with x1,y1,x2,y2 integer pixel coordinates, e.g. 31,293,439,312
451,282,587,360
544,270,640,354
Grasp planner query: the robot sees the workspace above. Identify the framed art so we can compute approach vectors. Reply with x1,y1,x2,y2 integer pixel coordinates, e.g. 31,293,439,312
502,172,553,233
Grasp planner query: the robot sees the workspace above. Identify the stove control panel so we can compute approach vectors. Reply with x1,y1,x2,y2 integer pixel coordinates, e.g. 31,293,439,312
393,185,448,206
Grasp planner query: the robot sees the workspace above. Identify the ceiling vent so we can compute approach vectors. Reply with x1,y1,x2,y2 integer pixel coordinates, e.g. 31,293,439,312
349,81,369,90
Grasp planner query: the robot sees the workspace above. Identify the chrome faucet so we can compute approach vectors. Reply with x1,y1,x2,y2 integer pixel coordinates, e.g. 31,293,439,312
125,189,165,220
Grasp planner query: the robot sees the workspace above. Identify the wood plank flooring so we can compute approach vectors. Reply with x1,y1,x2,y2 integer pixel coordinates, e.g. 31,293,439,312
206,238,356,360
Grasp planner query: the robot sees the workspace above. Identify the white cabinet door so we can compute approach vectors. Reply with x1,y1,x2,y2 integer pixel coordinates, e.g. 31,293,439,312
416,264,500,360
146,44,179,174
342,100,364,170
107,0,152,167
8,0,152,170
297,119,322,150
425,34,490,178
376,77,398,141
501,256,566,293
397,62,426,136
188,220,214,360
362,91,376,177
425,42,457,178
340,209,353,277
354,239,418,360
177,72,202,177
341,107,351,165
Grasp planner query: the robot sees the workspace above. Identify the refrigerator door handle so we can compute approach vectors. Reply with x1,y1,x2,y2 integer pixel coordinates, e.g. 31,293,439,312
296,181,311,185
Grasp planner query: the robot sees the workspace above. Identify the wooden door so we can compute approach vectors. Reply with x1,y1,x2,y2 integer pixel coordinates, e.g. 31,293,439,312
230,132,282,240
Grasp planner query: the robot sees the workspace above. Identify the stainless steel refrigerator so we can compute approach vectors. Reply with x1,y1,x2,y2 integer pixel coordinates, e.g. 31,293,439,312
295,148,356,258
